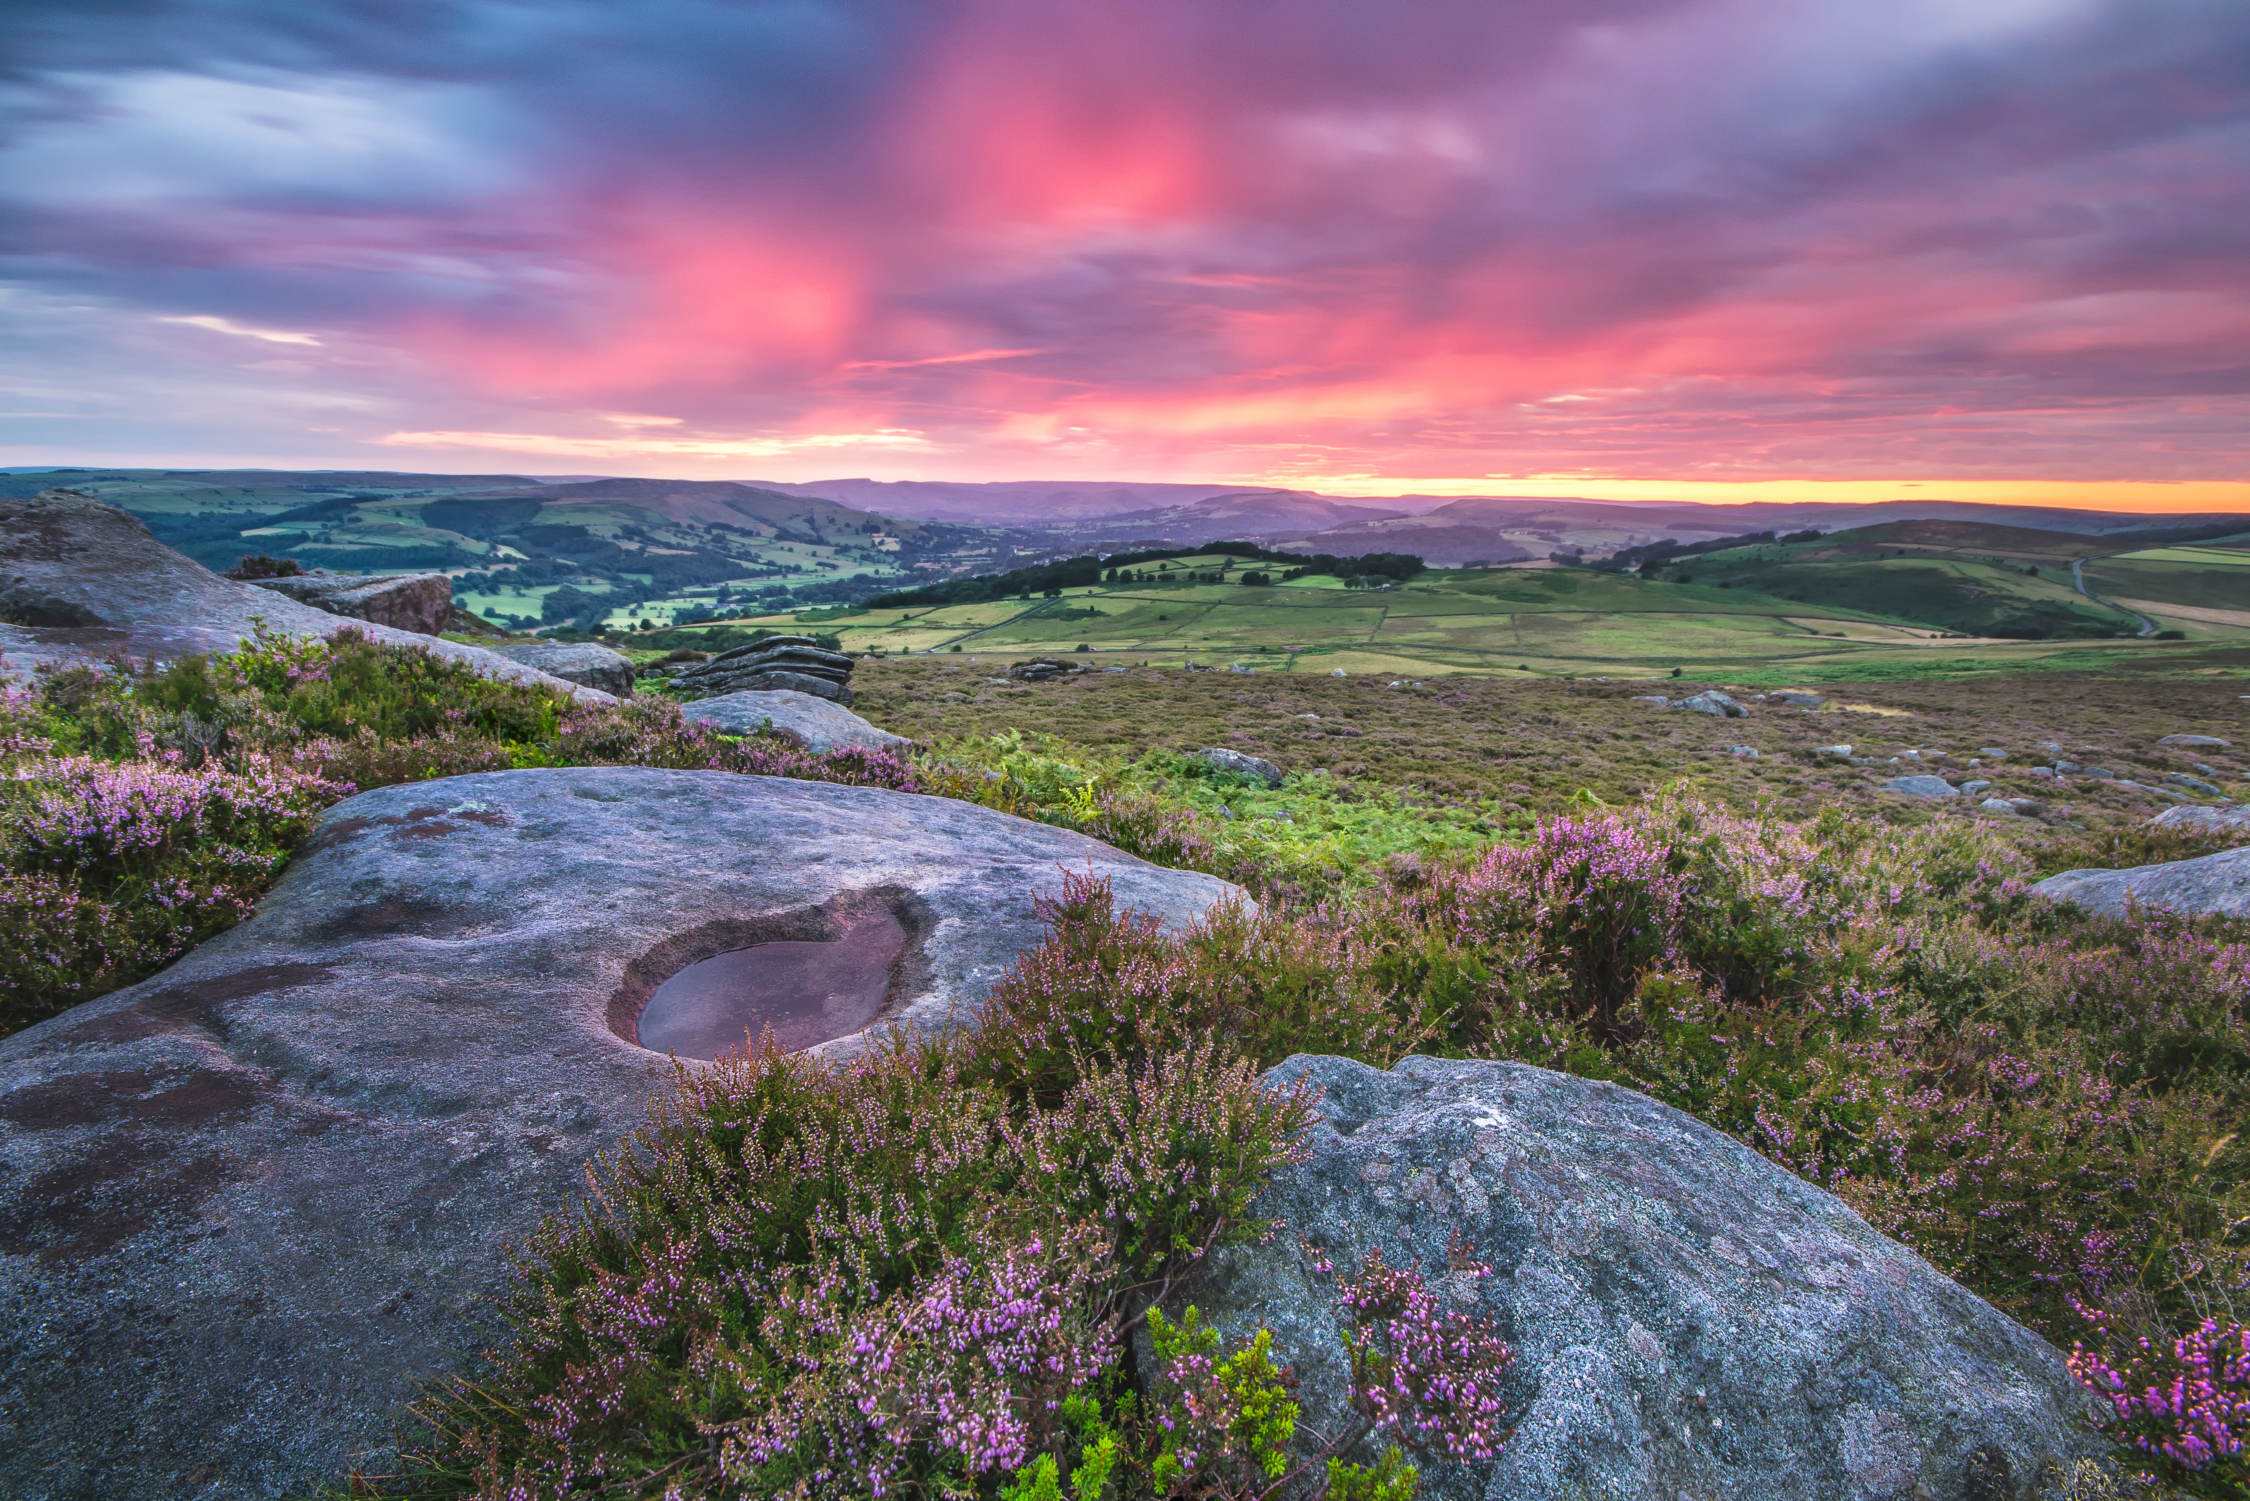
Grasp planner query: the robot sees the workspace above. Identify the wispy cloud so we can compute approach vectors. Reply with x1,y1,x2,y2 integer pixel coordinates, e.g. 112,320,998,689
377,427,934,459
841,347,1049,372
157,314,322,347
0,0,2236,505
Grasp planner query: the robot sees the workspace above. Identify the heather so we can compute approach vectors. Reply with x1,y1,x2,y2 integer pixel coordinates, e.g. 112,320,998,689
350,800,2250,1496
355,1027,1514,1499
9,636,2250,1493
0,630,929,1034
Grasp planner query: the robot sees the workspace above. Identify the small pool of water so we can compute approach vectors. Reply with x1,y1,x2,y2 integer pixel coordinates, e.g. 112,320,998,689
634,904,908,1060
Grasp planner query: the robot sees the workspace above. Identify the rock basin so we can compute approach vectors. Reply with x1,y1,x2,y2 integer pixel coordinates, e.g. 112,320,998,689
628,892,920,1059
0,766,1243,1500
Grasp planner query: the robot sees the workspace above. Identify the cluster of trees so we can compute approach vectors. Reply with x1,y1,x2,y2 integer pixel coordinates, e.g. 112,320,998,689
1591,528,1823,574
866,541,1425,609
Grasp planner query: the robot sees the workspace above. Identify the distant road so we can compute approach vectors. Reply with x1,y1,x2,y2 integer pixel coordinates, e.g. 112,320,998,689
2071,557,2158,637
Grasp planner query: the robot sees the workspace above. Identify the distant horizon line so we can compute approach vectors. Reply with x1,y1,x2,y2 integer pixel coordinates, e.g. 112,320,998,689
4,461,2246,516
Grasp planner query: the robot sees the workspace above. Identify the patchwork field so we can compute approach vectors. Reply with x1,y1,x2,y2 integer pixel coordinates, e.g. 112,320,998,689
687,554,2244,684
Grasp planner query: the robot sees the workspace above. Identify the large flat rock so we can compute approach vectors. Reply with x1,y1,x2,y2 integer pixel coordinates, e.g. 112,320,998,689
0,490,607,702
682,687,909,754
489,639,638,696
0,767,1241,1500
249,571,454,637
2032,845,2250,920
1174,1055,2101,1501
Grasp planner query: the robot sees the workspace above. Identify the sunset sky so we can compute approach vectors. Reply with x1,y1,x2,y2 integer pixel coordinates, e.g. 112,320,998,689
3,1,2247,511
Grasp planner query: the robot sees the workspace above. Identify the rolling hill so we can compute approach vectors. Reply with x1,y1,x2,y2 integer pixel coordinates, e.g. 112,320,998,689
0,469,1013,632
1670,521,2146,639
674,546,2247,684
1268,496,2248,567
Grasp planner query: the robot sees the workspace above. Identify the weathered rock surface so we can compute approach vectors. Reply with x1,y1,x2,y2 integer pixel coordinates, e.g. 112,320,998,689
682,688,910,755
0,767,1240,1500
1009,657,1087,683
490,640,637,696
1769,689,1825,708
1672,689,1748,717
0,490,608,703
1195,747,1285,787
1883,774,1958,799
671,635,855,703
249,570,453,636
2159,734,2232,749
2148,803,2250,840
2033,846,2250,920
1176,1055,2102,1501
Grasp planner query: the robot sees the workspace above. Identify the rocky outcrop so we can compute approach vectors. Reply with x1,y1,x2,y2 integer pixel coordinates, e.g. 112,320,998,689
2033,846,2250,920
249,570,453,636
671,635,855,703
1009,657,1089,683
0,490,608,703
682,688,910,755
490,640,637,696
0,767,1240,1500
1174,1055,2102,1501
1883,774,1958,799
2158,734,2232,750
2148,803,2250,840
1669,690,1747,717
1195,747,1284,787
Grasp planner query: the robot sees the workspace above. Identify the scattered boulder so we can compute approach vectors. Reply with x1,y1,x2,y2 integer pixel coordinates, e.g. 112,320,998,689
1815,743,1854,759
490,640,637,697
0,490,607,702
1884,775,1958,799
249,570,453,637
1979,797,2020,816
2159,734,2232,750
1977,747,2009,761
681,689,910,755
2147,803,2250,840
2167,772,2226,797
1960,779,1991,796
1724,744,1760,759
672,636,856,704
2033,846,2250,921
1194,747,1285,787
0,767,1241,1499
1007,658,1086,683
1671,690,1747,718
1173,1055,2101,1501
1769,689,1824,708
2028,766,2057,780
1631,693,1672,708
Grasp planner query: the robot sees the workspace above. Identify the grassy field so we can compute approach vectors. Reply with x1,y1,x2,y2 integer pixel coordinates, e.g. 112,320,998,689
856,654,2250,822
2084,538,2250,622
676,551,2246,684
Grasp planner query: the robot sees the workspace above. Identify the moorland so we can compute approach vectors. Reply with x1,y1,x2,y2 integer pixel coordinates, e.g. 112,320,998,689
1,486,2246,1501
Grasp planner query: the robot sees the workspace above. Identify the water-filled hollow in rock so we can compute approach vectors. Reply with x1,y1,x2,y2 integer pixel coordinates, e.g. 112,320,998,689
633,900,911,1059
